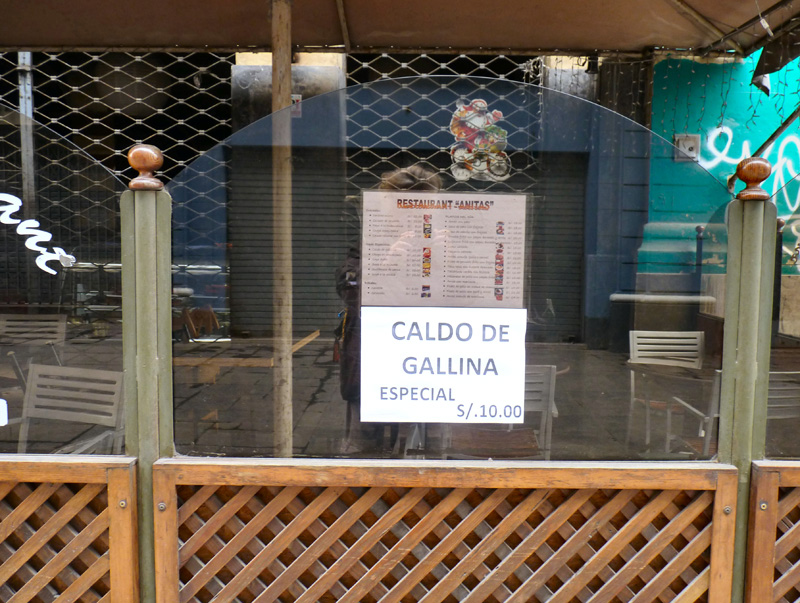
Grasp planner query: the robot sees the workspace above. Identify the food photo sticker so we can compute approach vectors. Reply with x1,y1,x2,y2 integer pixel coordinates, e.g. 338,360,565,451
449,99,512,182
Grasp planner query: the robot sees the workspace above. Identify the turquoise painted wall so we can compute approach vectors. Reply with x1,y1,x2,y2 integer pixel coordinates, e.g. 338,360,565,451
643,53,800,273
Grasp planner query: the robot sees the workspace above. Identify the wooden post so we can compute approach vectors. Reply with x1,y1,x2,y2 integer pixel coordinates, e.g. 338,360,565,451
717,157,776,603
272,0,294,457
121,143,174,603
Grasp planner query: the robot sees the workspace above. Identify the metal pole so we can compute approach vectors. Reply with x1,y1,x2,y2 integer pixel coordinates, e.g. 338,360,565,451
272,0,293,457
773,219,785,341
694,224,705,295
717,157,776,603
17,51,40,303
121,144,173,603
17,52,35,218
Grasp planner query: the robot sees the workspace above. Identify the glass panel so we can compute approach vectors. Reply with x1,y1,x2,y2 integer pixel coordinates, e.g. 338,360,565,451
768,172,800,457
0,106,125,453
169,76,731,460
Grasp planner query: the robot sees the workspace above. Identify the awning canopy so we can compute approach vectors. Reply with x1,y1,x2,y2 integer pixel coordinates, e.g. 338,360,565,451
0,0,798,56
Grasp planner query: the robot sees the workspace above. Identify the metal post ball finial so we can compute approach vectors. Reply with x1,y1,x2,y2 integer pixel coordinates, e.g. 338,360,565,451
128,144,164,190
735,157,772,201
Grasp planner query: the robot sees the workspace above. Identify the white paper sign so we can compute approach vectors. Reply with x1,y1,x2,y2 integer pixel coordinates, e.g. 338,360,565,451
360,306,527,423
361,191,526,308
0,398,7,427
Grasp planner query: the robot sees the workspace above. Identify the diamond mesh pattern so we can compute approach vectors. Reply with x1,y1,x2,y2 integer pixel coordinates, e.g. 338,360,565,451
172,483,717,602
343,54,547,253
345,54,543,195
0,51,233,305
0,49,649,319
0,481,111,602
27,51,234,179
772,485,800,602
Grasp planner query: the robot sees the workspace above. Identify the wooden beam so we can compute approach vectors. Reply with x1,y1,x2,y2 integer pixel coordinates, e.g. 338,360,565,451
272,0,294,458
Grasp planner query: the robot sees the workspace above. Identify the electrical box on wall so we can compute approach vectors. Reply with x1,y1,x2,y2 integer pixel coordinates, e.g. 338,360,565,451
673,134,701,162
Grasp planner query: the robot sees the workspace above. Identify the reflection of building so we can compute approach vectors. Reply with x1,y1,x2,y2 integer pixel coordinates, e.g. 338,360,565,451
0,50,733,347
2,6,799,603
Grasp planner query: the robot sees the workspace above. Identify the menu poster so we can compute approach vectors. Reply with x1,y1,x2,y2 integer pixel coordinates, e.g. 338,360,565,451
360,306,527,423
361,191,526,308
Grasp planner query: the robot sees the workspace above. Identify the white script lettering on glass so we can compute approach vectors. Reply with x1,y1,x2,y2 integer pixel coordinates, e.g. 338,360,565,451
0,193,75,275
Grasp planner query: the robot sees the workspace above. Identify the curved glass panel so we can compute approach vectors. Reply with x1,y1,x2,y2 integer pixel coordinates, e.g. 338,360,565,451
0,104,125,453
169,76,731,460
767,172,800,457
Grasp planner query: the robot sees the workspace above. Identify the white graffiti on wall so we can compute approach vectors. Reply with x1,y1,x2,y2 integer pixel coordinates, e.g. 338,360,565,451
0,193,75,275
699,126,800,270
700,125,800,214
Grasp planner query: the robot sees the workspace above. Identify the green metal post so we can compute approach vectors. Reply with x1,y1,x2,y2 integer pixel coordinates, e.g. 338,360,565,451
121,144,174,603
717,157,776,603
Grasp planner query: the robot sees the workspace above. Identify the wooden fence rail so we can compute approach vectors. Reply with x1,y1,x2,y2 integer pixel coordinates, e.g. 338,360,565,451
0,455,138,603
154,459,738,603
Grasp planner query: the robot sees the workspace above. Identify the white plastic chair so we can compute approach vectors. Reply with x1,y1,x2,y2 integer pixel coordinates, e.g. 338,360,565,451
628,330,704,369
626,330,705,453
7,363,124,454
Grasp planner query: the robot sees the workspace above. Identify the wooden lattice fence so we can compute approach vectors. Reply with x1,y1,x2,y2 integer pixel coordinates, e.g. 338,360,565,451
747,460,800,603
0,456,138,603
154,459,737,603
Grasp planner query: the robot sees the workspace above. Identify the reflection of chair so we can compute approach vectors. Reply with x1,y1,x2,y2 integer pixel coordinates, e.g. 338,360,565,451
629,330,704,369
442,365,557,460
626,330,705,452
670,370,721,457
1,315,66,397
6,364,124,454
524,364,557,460
443,425,542,460
768,372,800,421
675,371,800,457
173,304,220,341
0,314,67,346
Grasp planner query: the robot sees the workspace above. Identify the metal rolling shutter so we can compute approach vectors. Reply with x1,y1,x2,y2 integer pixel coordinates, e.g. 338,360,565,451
228,146,348,337
528,153,587,343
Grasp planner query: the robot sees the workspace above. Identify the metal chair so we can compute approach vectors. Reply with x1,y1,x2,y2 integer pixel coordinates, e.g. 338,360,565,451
5,363,124,454
626,330,705,453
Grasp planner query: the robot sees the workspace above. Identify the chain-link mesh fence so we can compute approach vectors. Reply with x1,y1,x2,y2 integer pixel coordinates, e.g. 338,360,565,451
0,49,693,317
0,51,235,307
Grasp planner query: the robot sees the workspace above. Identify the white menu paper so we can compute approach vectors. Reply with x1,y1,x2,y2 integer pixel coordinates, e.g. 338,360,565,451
361,191,526,308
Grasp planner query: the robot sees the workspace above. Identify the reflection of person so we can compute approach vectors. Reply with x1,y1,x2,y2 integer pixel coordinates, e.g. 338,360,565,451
337,164,443,455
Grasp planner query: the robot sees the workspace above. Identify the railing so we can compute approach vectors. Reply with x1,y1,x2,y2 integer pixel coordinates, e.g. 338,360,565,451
0,455,138,602
153,458,738,603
